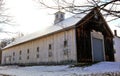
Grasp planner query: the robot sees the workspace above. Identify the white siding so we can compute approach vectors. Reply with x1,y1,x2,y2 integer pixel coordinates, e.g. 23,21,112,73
2,28,77,64
114,36,120,62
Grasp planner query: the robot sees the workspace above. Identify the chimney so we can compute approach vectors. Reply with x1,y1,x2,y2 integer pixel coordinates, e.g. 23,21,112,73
54,11,65,24
114,30,117,36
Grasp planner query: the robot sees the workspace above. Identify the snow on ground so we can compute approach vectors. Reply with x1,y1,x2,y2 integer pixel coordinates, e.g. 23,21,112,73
0,62,120,76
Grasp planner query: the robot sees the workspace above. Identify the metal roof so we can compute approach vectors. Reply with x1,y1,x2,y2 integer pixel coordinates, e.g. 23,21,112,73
3,12,89,49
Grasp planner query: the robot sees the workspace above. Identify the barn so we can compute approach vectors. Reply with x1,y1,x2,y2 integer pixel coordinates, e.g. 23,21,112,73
1,8,114,65
114,30,120,62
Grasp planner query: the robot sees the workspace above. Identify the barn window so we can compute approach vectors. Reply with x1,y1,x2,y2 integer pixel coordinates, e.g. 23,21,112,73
27,56,29,60
36,47,39,58
19,56,21,60
64,40,68,47
19,50,22,55
13,52,15,56
48,52,52,57
36,54,39,58
49,44,52,50
27,49,29,54
13,58,15,61
37,47,39,52
9,57,11,62
63,49,68,55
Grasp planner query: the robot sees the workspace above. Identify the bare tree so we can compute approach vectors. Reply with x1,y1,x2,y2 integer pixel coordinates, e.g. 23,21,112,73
0,0,10,24
0,38,15,48
0,0,16,37
34,0,120,22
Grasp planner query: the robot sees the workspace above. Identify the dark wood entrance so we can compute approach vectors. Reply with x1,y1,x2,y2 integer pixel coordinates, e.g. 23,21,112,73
76,27,92,62
75,8,114,63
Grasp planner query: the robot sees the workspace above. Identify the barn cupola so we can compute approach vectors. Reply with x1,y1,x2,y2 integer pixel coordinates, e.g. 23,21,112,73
54,11,65,24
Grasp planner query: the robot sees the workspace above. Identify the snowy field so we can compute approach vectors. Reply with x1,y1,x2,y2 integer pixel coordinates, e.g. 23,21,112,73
0,62,120,76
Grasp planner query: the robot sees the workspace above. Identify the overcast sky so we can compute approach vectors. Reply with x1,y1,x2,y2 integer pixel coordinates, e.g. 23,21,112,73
5,0,54,33
0,0,120,39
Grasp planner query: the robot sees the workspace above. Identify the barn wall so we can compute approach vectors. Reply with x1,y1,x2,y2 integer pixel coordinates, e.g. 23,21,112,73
2,28,77,65
76,9,114,62
114,36,120,62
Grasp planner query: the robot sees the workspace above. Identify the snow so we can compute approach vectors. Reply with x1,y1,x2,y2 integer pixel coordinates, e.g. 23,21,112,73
84,62,120,73
0,62,120,76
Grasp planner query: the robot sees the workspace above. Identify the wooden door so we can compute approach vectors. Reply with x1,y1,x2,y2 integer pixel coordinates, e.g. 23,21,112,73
92,38,104,61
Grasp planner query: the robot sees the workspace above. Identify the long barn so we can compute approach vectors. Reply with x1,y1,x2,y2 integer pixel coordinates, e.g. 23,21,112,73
2,8,114,65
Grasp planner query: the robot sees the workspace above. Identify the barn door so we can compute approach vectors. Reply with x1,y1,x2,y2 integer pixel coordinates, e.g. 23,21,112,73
92,38,105,61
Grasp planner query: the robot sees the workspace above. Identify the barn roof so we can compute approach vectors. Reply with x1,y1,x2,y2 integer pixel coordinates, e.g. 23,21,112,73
3,11,89,49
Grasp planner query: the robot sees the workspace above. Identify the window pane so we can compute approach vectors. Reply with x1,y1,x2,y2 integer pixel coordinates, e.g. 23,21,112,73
13,58,15,61
13,52,15,56
37,47,39,52
19,56,21,60
64,40,68,47
27,56,29,59
27,49,29,54
48,52,52,57
49,44,52,50
36,54,39,58
19,51,22,55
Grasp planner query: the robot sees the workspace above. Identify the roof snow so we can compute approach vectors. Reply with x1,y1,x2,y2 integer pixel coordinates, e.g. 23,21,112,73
3,12,89,49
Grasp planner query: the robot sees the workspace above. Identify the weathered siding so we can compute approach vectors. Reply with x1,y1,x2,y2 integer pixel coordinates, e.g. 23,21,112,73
114,36,120,62
2,28,77,65
76,9,114,62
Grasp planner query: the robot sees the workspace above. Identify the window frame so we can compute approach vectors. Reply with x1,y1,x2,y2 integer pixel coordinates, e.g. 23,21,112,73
19,50,22,55
64,40,68,47
27,49,29,54
48,44,52,50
